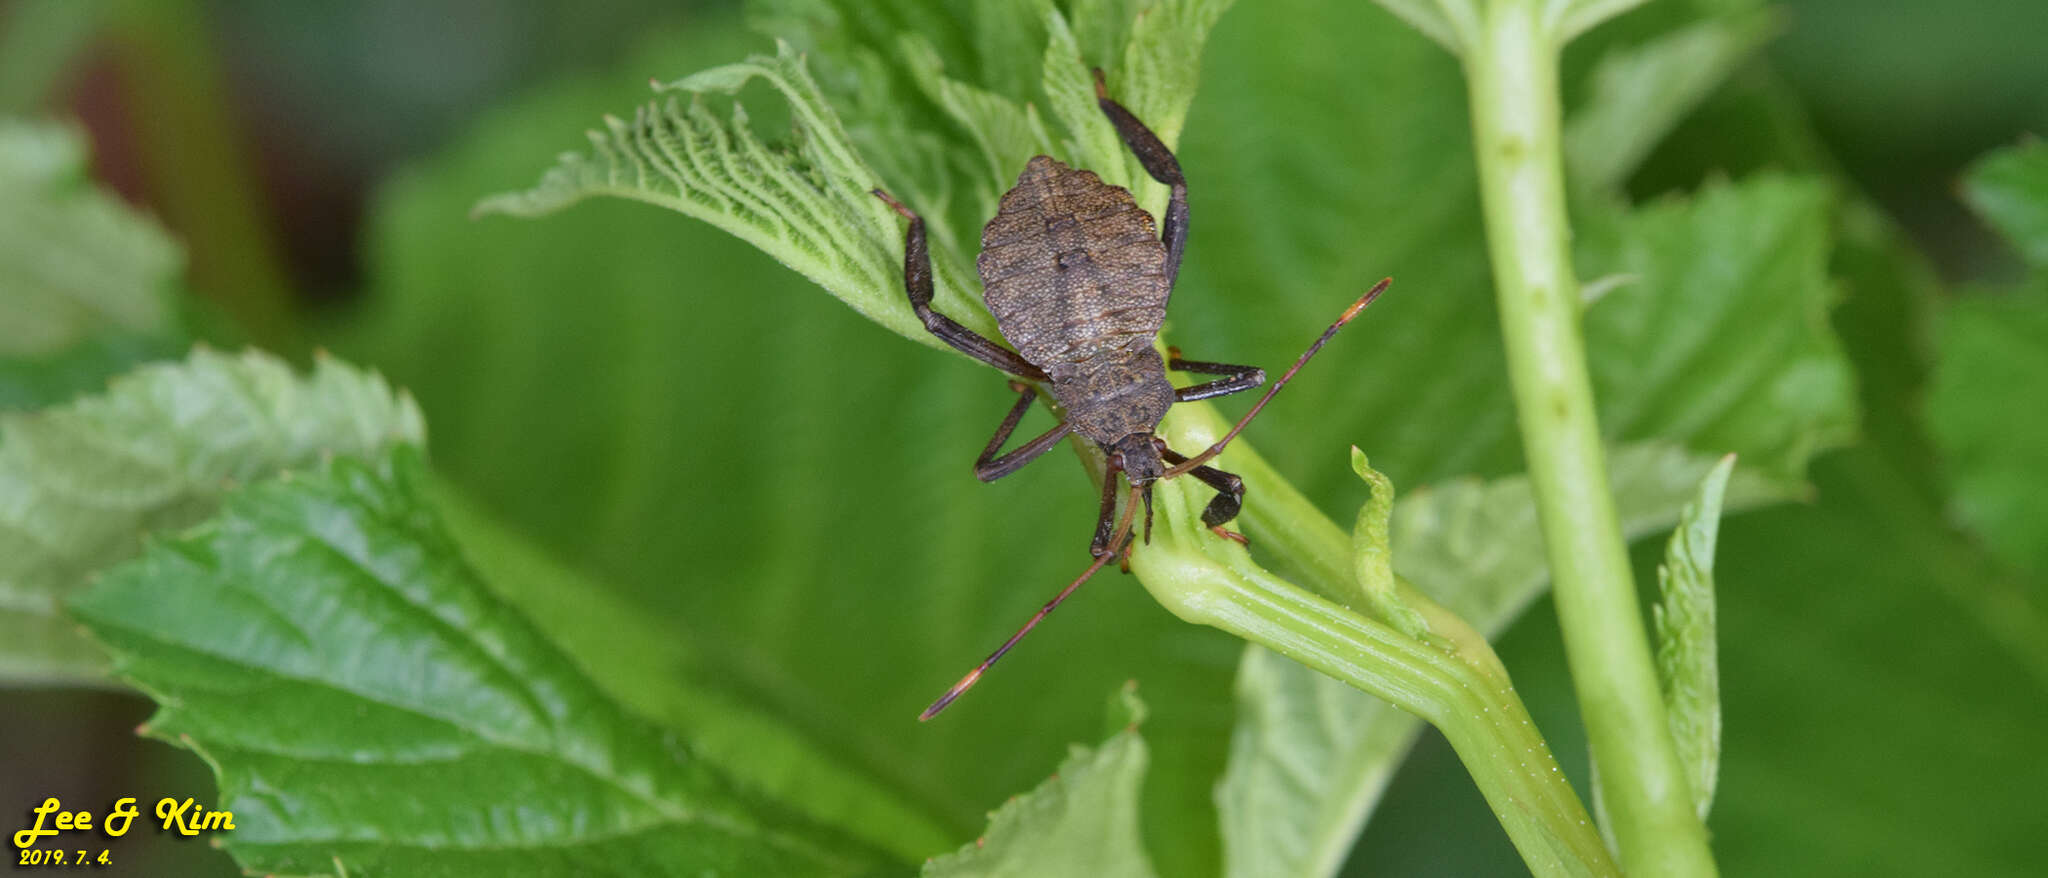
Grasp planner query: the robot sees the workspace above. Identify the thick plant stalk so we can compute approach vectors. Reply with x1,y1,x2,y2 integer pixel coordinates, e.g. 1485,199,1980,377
1459,2,1717,875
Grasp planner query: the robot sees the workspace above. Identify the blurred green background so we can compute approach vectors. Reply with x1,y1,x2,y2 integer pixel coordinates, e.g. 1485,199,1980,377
4,0,2045,875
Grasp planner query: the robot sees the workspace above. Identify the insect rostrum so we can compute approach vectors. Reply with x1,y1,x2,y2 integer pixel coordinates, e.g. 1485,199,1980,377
877,69,1389,720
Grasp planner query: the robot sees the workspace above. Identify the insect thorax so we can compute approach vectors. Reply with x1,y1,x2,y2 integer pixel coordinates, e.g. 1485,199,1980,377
1052,351,1175,446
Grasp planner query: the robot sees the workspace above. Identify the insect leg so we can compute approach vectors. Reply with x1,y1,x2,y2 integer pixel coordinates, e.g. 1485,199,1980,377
873,189,1048,381
1092,69,1189,288
1167,349,1266,401
1158,444,1249,541
975,382,1075,482
1090,459,1124,558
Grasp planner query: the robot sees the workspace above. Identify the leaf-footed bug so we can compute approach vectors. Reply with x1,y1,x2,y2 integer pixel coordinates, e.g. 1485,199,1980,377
875,69,1389,720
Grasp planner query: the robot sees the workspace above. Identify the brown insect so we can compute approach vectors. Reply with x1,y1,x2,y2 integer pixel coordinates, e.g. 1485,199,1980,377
875,70,1388,720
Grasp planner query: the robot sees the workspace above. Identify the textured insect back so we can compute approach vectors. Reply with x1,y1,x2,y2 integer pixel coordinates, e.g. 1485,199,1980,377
978,156,1171,377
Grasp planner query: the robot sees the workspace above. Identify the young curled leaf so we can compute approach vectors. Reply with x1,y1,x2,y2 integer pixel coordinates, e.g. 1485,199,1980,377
1349,447,1432,640
1653,453,1731,820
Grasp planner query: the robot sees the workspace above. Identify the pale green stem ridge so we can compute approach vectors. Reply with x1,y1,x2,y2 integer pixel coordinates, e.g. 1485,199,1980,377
1459,3,1717,875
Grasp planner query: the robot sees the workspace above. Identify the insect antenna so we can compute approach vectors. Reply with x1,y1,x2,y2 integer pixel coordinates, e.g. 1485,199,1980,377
1164,277,1392,478
919,484,1143,721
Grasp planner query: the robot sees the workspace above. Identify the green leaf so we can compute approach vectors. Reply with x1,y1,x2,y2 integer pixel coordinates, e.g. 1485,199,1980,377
1038,0,1233,223
1563,11,1777,194
1653,453,1729,820
1039,8,1128,183
479,0,1238,363
1705,447,2048,876
1961,140,2048,267
1376,0,1660,51
69,451,895,877
898,31,1056,220
1591,452,1733,845
1394,442,1783,633
0,119,182,362
1930,144,2048,580
923,686,1157,878
1105,0,1234,160
0,347,423,685
0,328,186,413
473,40,971,348
1367,0,1468,53
1215,644,1418,878
1561,68,2048,876
1926,284,2048,581
1553,0,1652,45
429,477,959,861
1577,175,1857,488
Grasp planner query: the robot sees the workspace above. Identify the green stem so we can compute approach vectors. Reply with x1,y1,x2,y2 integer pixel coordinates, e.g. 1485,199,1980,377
1459,3,1715,874
1149,406,1616,877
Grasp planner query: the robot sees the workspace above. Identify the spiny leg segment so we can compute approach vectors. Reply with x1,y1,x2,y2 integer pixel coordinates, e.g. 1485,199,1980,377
975,381,1074,482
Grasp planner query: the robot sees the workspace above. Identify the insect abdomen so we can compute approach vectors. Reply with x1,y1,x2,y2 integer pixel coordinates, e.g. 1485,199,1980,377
978,155,1170,379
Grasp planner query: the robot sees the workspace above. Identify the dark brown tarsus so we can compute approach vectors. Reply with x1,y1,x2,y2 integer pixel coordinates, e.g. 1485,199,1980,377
881,68,1390,720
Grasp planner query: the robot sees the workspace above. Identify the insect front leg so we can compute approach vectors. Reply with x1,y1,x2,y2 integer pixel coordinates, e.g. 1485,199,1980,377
975,382,1075,482
1090,459,1126,559
873,189,1048,381
1167,347,1266,401
1092,70,1189,288
1158,444,1251,546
